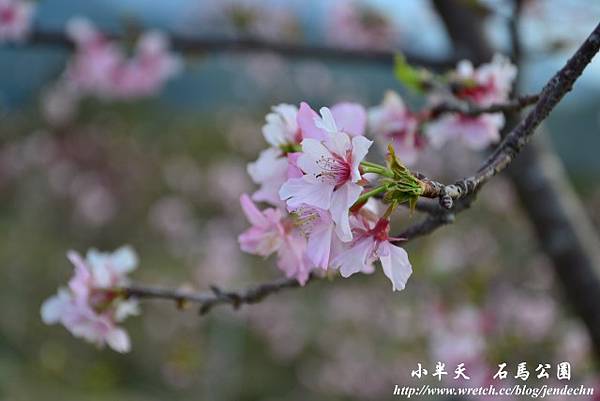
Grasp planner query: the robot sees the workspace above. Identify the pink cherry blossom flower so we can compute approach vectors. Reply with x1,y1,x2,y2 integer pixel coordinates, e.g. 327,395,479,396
279,105,372,241
425,113,504,150
452,54,517,106
368,91,425,165
327,1,397,50
64,17,180,100
41,246,139,353
332,215,412,291
249,102,367,208
65,18,126,98
238,194,312,285
0,0,34,43
110,31,181,99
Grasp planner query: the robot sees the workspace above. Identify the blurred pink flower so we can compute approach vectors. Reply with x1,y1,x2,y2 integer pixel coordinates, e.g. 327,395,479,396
0,0,34,43
64,17,180,101
368,91,425,165
238,194,312,285
41,246,139,352
424,54,516,150
425,113,504,150
452,54,517,106
327,1,397,50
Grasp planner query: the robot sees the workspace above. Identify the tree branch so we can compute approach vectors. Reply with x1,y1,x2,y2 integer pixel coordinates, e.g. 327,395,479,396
428,93,539,117
26,29,454,69
117,22,599,317
121,274,312,316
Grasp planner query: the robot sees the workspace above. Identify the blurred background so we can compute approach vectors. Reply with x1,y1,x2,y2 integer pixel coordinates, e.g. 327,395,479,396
1,0,600,400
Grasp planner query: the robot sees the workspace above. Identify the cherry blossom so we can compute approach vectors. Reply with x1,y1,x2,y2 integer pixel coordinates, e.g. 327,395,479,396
238,194,312,285
425,54,516,150
368,91,425,165
41,246,139,353
327,1,397,50
0,0,34,43
332,211,412,291
63,17,180,101
452,54,517,106
248,102,367,207
279,105,372,241
426,113,504,150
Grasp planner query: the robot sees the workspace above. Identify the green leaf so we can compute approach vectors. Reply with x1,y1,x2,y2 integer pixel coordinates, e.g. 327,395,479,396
394,54,431,93
383,145,424,212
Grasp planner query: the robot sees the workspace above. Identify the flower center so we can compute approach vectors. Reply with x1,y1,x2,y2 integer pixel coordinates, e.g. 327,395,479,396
369,218,390,242
315,153,351,186
291,206,323,236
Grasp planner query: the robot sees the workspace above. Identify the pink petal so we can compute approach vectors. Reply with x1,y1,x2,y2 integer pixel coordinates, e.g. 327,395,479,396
279,177,333,210
307,222,334,269
297,102,327,141
350,135,373,181
331,102,367,136
240,193,268,227
106,327,131,353
379,242,412,291
330,183,363,242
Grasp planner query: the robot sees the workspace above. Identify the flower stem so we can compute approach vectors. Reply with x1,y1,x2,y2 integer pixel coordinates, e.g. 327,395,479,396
360,161,394,178
351,185,388,211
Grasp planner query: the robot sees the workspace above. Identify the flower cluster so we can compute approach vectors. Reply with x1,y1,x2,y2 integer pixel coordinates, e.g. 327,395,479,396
63,17,181,100
240,102,413,290
0,0,34,43
41,246,139,353
368,54,517,165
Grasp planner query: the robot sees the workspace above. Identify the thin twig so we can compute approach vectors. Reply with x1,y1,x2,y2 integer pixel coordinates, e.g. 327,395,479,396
428,93,539,117
122,274,313,316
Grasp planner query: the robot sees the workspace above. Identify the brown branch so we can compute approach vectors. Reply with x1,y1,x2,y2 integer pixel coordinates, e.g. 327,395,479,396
26,29,454,69
428,93,539,117
121,274,312,316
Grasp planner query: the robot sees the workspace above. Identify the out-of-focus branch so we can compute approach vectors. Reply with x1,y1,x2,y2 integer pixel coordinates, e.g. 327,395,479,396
428,93,539,117
26,29,454,69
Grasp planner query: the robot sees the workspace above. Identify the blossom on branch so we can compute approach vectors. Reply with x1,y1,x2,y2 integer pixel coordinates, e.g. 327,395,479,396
368,91,425,165
248,101,368,208
41,246,139,353
425,54,517,150
332,206,412,291
0,0,34,43
279,104,372,241
63,17,181,101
